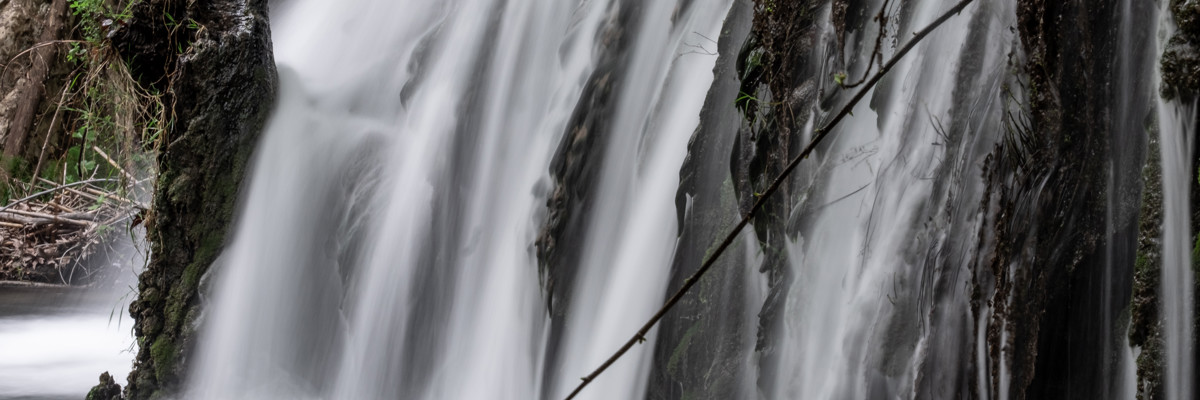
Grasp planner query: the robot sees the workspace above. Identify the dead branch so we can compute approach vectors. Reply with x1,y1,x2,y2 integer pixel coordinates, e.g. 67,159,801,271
92,145,136,182
1,208,93,227
0,178,117,214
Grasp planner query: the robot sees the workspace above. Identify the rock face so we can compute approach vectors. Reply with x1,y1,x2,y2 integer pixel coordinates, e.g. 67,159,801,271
118,0,276,398
644,2,757,399
966,0,1171,398
1131,120,1168,399
637,0,1190,398
1162,0,1200,101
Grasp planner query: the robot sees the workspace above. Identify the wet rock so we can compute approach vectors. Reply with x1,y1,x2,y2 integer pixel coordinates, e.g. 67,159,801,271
1130,1,1200,398
534,0,640,394
1131,125,1166,400
1162,0,1200,100
86,371,123,400
986,0,1144,398
109,0,189,90
645,1,759,399
121,0,276,398
1161,35,1200,101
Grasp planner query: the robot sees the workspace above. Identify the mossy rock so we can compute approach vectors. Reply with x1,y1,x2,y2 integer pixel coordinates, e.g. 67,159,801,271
120,0,277,398
86,372,122,400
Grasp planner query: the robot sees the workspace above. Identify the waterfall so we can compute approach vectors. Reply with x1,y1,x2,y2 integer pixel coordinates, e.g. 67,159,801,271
1157,98,1195,400
766,0,1015,398
1156,3,1197,399
190,0,730,398
179,0,1198,399
1114,0,1159,397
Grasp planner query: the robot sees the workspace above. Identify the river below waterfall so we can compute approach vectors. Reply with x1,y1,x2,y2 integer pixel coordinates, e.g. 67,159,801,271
0,285,134,400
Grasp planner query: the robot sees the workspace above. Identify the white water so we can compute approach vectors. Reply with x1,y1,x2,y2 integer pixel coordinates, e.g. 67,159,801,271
770,0,1014,398
0,300,135,399
1156,3,1197,399
1158,93,1196,400
183,0,1200,399
191,0,730,398
0,230,144,400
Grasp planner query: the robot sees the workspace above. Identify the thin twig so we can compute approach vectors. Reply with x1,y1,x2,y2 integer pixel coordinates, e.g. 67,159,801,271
562,1,974,398
92,145,137,182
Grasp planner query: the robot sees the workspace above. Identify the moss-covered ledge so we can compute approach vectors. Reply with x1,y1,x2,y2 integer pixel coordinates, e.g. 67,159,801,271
109,0,277,398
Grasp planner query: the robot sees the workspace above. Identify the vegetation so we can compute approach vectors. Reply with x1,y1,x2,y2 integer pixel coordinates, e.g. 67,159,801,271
0,0,164,284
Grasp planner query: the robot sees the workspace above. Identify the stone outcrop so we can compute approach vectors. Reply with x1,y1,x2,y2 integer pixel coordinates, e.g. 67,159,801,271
115,0,276,398
86,372,123,400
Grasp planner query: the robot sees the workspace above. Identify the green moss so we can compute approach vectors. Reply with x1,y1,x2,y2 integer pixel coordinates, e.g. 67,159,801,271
667,320,703,377
163,293,185,334
186,233,222,287
166,172,193,205
85,371,121,400
1,156,31,191
141,287,161,304
149,336,176,383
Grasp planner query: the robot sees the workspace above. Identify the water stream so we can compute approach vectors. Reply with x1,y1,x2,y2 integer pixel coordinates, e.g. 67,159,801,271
1155,3,1197,399
191,0,731,398
0,286,134,400
183,0,1196,399
768,0,1013,398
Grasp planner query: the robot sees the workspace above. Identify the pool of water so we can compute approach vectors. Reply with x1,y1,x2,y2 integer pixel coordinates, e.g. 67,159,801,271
0,284,136,400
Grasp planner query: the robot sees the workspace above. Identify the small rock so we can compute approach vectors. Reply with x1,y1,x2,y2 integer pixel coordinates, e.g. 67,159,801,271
86,371,123,400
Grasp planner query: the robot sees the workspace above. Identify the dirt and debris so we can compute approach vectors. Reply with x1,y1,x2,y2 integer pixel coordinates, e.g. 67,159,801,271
0,178,145,285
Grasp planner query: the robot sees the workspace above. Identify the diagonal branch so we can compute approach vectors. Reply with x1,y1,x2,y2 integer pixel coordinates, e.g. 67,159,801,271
562,0,975,398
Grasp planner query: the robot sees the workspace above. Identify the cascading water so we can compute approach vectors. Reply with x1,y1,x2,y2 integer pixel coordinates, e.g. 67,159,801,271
1114,0,1159,398
1157,98,1195,400
178,0,1200,399
767,0,1015,398
190,0,730,398
1156,4,1196,398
